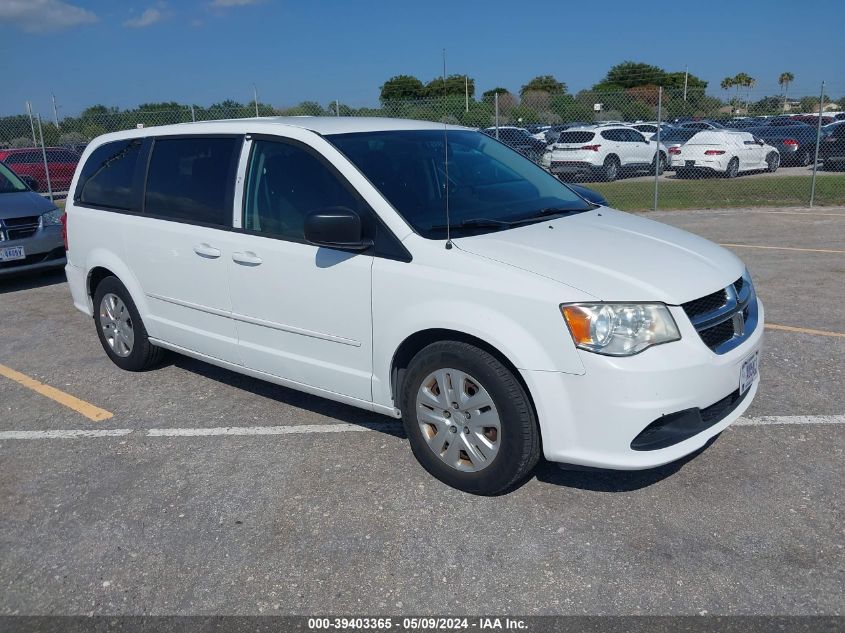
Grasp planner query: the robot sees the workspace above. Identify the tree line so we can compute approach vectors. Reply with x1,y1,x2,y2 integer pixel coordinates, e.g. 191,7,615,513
0,62,836,148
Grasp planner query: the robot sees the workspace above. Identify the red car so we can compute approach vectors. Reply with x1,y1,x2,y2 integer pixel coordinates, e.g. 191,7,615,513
0,147,79,193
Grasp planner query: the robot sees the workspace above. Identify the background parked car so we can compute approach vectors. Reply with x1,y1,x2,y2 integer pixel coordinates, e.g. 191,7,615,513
819,121,845,170
482,126,547,162
541,126,667,181
671,130,780,178
0,160,66,277
660,128,701,168
745,121,819,166
679,120,727,131
0,147,79,193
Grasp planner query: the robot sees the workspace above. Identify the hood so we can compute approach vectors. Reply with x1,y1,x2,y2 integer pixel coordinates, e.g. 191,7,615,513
454,208,744,304
0,191,56,219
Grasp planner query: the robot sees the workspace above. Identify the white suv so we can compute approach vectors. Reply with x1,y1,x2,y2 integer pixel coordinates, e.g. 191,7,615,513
541,126,667,181
64,118,763,495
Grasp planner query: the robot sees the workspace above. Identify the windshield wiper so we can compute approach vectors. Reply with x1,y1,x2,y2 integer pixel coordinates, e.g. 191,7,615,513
514,207,591,223
428,217,514,232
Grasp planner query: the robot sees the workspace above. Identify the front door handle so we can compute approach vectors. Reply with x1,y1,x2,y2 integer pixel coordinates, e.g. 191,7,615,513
232,251,263,266
193,243,221,259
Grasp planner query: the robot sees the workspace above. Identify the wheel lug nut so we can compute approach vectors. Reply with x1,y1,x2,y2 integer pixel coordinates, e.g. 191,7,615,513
451,402,459,409
463,426,469,434
450,426,457,433
443,411,451,418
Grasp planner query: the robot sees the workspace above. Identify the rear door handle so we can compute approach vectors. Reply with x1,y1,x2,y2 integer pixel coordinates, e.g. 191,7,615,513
193,243,221,259
232,251,263,266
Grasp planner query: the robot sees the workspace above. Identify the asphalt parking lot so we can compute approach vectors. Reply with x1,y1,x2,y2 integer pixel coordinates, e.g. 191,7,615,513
1,207,843,616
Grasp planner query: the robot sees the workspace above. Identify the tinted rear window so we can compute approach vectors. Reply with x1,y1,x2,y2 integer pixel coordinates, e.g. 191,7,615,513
76,139,144,210
556,131,595,144
660,129,698,142
144,137,240,226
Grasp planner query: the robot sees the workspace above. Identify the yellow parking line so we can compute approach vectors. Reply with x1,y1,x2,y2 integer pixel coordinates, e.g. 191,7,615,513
0,363,113,422
765,324,845,338
720,243,845,254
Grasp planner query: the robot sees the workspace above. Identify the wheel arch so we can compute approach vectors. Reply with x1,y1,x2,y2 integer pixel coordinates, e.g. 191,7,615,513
83,249,152,327
389,328,538,425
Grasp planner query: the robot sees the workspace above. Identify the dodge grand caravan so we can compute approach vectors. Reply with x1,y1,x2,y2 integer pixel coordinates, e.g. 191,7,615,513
64,118,763,495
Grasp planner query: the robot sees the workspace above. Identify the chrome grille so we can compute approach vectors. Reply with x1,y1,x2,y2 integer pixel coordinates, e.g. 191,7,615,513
682,275,757,354
0,216,40,242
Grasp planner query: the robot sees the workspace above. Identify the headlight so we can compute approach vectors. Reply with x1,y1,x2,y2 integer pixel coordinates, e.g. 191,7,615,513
560,303,681,356
40,208,63,226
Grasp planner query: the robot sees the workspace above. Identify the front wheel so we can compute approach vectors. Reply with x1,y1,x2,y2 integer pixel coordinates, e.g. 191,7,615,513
93,276,165,371
400,341,541,495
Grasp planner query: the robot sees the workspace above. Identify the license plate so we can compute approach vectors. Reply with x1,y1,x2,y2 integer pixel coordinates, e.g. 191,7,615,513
739,351,759,395
685,160,695,167
0,245,26,262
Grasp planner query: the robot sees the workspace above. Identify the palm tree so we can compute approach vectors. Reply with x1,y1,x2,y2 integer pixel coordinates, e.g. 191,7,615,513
732,73,755,113
721,77,735,113
779,72,795,112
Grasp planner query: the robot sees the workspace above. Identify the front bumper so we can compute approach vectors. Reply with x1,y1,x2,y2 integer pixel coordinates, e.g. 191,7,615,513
0,225,65,277
522,299,764,470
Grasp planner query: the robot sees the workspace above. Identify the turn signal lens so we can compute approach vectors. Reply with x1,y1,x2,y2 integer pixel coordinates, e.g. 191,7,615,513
560,303,681,356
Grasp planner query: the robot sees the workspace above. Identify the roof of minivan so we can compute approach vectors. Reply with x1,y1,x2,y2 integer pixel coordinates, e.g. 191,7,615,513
108,117,468,139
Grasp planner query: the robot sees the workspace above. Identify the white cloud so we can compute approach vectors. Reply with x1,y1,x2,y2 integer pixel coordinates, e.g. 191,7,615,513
124,7,163,28
211,0,261,7
0,0,97,32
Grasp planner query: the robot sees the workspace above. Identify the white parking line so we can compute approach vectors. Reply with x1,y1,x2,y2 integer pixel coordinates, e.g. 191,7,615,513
0,416,842,442
734,415,845,426
146,422,402,437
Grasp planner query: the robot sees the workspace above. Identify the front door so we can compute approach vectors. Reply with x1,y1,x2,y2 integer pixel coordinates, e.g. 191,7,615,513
227,136,374,401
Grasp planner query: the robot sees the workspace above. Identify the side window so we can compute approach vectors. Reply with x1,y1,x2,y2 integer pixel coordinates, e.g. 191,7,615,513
76,139,144,210
601,129,623,142
145,136,240,226
627,130,647,142
3,154,22,165
243,139,363,242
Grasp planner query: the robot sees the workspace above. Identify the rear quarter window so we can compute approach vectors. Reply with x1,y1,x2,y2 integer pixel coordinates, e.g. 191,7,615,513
76,139,145,211
144,136,241,226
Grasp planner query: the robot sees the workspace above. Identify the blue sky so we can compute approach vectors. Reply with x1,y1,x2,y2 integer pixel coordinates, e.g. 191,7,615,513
2,0,843,117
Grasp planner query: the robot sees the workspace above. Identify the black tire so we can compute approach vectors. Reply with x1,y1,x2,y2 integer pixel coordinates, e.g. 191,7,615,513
653,152,666,175
602,156,620,182
400,341,541,495
766,152,780,173
725,157,739,178
798,148,812,167
93,276,165,371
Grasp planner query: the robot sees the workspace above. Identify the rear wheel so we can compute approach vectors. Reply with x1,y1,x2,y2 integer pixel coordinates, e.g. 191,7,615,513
602,156,620,182
798,148,812,167
653,152,666,175
725,157,739,178
400,341,541,495
93,276,165,371
766,152,780,173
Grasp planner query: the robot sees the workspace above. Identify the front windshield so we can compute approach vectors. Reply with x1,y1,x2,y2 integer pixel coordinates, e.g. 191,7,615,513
326,129,593,239
0,162,28,194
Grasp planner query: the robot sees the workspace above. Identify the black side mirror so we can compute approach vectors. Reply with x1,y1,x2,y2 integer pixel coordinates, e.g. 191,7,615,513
304,207,372,251
20,175,38,190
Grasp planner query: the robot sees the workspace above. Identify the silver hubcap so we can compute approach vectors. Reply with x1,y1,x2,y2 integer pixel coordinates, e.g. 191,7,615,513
415,368,501,473
99,293,134,357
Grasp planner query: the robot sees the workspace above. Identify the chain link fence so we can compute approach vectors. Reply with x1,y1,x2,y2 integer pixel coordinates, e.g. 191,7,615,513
2,85,843,211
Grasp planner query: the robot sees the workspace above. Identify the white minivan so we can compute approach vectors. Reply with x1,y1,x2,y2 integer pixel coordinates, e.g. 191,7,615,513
64,117,763,494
